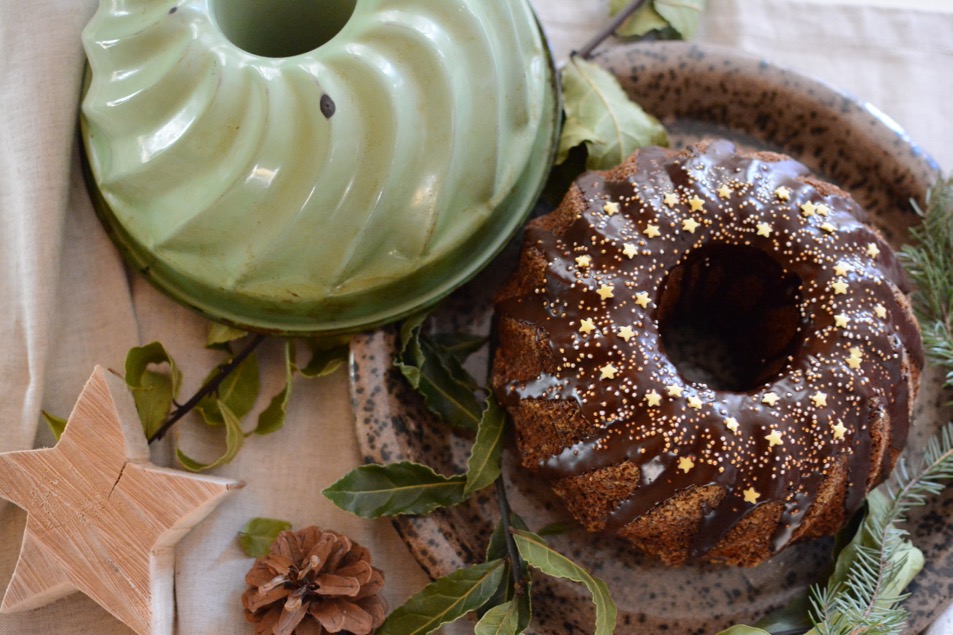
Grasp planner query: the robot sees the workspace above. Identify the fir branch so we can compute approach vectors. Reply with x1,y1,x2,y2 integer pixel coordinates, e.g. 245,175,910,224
900,176,953,390
808,422,953,635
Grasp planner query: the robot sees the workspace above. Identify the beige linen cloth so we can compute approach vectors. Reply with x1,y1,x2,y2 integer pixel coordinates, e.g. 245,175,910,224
1,1,951,633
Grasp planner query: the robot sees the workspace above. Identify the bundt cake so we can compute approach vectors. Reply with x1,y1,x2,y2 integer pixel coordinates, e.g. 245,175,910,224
80,0,557,334
492,139,923,566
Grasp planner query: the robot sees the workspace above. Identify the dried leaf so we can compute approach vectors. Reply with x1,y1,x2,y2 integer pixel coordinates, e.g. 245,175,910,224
195,353,259,426
239,517,293,558
176,399,245,472
464,396,506,496
124,341,182,438
513,530,617,635
557,56,668,170
255,340,294,436
42,411,68,441
377,559,506,635
323,462,468,518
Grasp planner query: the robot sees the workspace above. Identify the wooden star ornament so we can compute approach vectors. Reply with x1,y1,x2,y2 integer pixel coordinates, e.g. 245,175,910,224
0,366,242,635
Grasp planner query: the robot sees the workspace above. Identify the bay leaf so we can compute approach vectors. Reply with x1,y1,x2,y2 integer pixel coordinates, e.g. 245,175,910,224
195,352,259,426
430,333,488,363
238,517,293,558
557,56,668,171
475,599,521,635
175,399,245,472
254,339,294,436
206,323,249,350
716,627,773,635
512,529,617,635
464,396,506,495
124,341,182,438
610,0,669,38
322,461,468,518
298,336,350,378
378,559,506,635
654,0,707,39
42,411,68,441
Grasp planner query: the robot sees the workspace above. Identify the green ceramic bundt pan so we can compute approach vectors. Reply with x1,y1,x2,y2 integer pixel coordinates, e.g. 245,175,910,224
80,0,559,335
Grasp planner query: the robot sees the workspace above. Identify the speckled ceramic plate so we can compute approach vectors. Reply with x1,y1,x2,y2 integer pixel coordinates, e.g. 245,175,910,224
349,42,951,633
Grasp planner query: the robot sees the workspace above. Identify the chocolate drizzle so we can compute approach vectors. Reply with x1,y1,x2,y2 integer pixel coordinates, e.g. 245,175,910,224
493,140,923,563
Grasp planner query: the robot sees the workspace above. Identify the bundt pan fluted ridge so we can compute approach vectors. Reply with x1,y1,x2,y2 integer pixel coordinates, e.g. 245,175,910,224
80,0,559,334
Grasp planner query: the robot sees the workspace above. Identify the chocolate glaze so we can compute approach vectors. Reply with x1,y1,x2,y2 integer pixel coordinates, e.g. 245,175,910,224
494,140,923,561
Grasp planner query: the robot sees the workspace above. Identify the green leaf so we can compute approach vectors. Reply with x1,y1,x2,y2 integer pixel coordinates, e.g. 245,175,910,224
611,0,669,38
512,529,616,635
42,411,68,441
254,340,294,436
465,396,506,495
206,323,249,350
323,461,468,518
654,0,707,39
396,313,430,388
124,341,182,438
238,517,293,558
715,627,772,635
557,56,668,170
475,599,522,635
297,336,350,378
430,333,488,362
195,353,259,426
175,400,245,472
378,559,506,635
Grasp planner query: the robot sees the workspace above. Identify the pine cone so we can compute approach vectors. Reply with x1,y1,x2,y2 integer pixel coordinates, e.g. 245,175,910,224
242,527,387,635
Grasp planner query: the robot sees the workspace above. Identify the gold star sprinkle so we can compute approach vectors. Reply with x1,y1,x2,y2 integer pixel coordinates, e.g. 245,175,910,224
717,184,732,199
603,201,620,216
743,487,761,504
833,263,851,277
756,222,773,237
821,222,837,234
832,421,848,440
682,218,700,233
667,384,683,398
664,192,679,208
848,347,863,369
634,292,651,308
867,243,881,258
643,224,661,238
725,417,741,434
575,255,592,268
618,325,635,342
831,280,849,295
816,204,831,217
600,364,618,380
579,318,596,335
689,196,705,212
762,392,780,407
765,430,784,447
800,202,816,217
775,186,791,201
874,304,888,319
622,243,638,259
834,313,851,328
687,396,703,410
678,457,695,473
645,391,662,407
597,284,614,301
811,392,828,408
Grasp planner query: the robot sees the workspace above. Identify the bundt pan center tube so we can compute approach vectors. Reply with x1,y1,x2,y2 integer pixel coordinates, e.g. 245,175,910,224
80,0,559,335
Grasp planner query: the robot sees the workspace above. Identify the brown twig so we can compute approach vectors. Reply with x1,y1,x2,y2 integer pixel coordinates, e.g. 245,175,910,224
496,477,526,594
572,0,651,60
148,333,267,443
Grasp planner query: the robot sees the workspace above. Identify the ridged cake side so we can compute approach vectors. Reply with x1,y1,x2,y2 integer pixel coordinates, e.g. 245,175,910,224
81,0,555,332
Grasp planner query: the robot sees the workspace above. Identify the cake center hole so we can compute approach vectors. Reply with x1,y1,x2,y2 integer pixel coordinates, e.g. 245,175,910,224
213,0,357,58
657,244,806,392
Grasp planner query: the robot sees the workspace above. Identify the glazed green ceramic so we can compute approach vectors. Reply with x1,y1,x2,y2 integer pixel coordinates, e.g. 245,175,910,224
81,0,558,334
